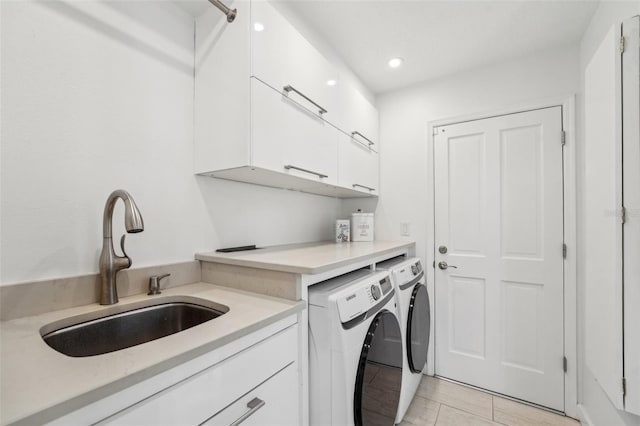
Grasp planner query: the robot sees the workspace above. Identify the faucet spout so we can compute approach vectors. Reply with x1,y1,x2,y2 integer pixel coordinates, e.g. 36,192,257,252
99,190,144,305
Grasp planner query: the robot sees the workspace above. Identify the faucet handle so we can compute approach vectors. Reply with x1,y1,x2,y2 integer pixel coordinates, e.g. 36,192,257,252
148,273,170,295
120,234,132,268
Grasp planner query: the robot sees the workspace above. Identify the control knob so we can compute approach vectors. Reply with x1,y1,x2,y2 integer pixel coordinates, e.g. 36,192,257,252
411,264,418,275
370,284,381,301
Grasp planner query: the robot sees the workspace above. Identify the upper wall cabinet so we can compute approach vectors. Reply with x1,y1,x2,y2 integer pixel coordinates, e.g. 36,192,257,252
195,0,379,198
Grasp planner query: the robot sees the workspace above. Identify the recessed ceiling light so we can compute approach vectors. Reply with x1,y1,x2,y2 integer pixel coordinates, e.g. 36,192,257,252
388,57,404,68
254,22,264,32
326,79,337,86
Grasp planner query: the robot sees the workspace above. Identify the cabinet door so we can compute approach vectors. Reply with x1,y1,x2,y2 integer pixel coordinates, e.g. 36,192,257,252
334,82,379,148
337,132,379,195
203,363,298,426
251,78,338,185
250,1,338,124
195,0,251,173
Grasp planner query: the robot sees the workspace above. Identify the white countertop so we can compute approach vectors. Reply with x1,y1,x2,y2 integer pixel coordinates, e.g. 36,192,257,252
195,240,415,274
0,283,304,425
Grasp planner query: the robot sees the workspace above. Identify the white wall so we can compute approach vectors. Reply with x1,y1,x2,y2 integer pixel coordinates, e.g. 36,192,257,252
577,1,640,425
360,45,579,270
0,0,340,286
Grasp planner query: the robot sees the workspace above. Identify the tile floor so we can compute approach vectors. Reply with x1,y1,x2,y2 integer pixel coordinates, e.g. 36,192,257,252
361,362,580,426
401,376,581,426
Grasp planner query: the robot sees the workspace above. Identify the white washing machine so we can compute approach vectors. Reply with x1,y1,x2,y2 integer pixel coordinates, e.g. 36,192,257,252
377,256,431,424
309,269,404,426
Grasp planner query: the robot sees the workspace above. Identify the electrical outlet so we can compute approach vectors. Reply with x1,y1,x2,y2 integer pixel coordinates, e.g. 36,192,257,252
401,222,410,236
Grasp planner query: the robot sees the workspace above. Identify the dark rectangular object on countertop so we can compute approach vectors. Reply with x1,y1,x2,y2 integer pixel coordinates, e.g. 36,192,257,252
216,245,259,253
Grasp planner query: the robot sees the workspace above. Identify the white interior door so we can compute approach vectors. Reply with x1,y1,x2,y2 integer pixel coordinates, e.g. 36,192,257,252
584,24,624,411
434,107,565,411
622,15,640,416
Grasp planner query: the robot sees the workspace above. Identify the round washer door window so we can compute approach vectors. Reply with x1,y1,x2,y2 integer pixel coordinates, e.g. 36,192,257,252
407,283,430,373
353,310,402,426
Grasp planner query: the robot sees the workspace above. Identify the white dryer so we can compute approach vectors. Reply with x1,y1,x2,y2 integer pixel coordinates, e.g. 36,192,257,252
309,269,404,426
377,256,431,424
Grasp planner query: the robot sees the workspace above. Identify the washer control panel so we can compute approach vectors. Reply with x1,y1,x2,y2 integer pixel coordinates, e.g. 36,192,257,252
393,259,424,287
336,272,392,324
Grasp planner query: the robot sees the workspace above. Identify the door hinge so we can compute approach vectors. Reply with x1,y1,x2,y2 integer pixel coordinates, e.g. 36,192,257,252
622,206,627,224
620,36,625,54
623,377,627,396
562,243,567,259
563,356,568,373
561,130,566,146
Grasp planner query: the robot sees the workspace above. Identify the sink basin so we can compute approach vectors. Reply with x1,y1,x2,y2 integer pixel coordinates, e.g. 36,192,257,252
41,297,228,357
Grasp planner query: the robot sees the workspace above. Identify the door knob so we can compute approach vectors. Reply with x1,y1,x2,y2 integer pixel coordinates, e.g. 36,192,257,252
438,261,458,270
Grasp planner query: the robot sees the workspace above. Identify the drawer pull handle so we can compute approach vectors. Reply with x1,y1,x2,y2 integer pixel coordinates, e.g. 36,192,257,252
283,85,328,115
284,165,328,179
353,183,375,192
351,131,375,147
229,397,266,426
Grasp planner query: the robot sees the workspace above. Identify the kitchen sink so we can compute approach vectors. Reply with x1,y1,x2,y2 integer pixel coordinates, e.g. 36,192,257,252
41,297,228,357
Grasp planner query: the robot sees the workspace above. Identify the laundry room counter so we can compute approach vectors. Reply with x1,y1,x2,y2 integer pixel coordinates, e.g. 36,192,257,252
195,240,415,275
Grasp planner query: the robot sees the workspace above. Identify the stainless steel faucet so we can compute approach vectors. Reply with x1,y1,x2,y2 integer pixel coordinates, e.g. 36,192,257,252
99,190,144,305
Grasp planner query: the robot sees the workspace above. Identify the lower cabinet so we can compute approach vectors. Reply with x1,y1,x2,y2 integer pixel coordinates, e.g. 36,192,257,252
97,324,298,426
46,319,299,426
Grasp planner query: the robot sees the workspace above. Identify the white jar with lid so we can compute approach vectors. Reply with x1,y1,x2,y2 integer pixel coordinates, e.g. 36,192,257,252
351,211,374,241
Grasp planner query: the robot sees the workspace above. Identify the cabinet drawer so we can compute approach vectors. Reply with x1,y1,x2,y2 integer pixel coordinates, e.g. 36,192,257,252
98,325,298,425
202,363,298,426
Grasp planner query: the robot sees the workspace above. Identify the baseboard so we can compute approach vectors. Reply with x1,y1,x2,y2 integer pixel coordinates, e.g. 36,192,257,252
577,404,595,426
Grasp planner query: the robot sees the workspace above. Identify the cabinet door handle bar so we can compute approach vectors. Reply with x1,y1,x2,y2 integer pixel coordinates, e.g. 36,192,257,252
284,165,328,179
283,85,327,115
352,183,375,192
229,397,266,426
351,131,375,146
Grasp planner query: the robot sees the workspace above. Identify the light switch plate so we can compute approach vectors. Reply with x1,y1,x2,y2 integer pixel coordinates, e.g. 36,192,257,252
401,222,410,236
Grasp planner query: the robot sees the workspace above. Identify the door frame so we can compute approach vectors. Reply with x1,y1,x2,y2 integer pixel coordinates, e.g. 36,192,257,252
425,95,577,418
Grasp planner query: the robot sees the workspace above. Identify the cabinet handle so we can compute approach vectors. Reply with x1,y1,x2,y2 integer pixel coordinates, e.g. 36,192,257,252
229,397,266,426
352,183,376,192
351,131,375,147
284,165,328,179
283,85,328,115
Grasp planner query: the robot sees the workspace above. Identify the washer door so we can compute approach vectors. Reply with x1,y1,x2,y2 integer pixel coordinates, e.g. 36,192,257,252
354,310,402,426
407,283,431,373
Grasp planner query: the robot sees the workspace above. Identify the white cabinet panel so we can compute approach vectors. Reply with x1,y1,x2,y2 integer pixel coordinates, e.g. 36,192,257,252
337,133,378,195
251,78,338,185
194,0,251,174
203,363,298,426
251,1,338,124
335,83,379,148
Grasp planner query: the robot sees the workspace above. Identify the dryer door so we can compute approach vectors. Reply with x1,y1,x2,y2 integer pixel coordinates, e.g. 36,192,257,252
407,283,431,373
354,310,402,426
